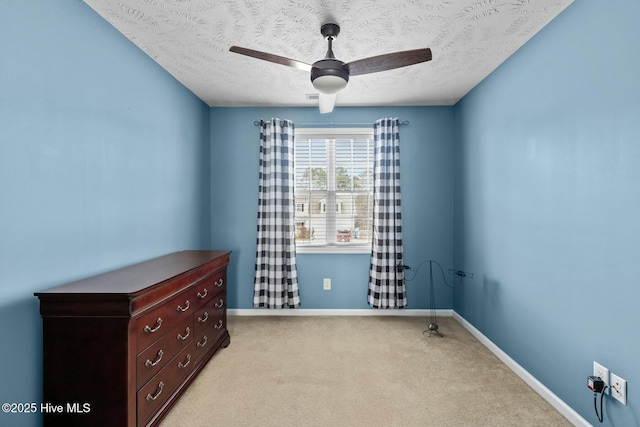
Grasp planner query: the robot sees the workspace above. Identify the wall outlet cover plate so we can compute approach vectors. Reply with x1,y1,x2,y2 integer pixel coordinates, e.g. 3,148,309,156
610,373,627,405
593,362,610,395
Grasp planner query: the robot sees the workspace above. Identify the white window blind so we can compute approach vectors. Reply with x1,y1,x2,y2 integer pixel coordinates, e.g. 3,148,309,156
294,128,374,252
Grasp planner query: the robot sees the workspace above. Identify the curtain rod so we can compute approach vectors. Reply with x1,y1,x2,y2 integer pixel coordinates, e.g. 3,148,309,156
253,120,409,127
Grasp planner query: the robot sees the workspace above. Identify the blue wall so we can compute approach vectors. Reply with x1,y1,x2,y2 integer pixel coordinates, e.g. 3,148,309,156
3,0,635,426
453,1,639,425
0,1,210,426
210,106,455,310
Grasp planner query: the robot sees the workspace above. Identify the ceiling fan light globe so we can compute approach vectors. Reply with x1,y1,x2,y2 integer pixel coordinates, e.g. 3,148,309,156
312,75,348,94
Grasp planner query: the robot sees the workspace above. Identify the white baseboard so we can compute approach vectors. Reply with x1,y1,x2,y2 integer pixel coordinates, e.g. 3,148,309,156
452,311,589,427
229,308,453,317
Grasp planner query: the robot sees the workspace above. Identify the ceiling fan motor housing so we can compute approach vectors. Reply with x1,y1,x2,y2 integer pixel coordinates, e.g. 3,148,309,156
311,59,349,94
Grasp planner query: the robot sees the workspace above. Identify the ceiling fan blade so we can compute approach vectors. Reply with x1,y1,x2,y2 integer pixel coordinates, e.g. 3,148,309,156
346,48,432,76
229,46,312,72
319,93,336,114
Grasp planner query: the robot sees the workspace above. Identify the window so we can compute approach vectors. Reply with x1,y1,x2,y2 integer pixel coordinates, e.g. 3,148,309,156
294,128,374,253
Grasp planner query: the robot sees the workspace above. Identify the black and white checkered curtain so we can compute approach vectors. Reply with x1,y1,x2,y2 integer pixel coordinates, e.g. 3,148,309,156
368,118,406,308
253,118,301,308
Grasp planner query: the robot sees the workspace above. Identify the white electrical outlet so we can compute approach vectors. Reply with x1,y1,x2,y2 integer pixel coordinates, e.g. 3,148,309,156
323,278,331,290
593,362,610,395
610,373,627,405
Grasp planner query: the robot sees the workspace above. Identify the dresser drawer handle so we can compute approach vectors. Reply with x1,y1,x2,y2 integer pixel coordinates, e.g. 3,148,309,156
178,354,191,369
198,312,209,323
177,300,190,312
215,299,224,308
145,350,164,367
197,335,208,348
144,318,162,334
197,288,208,299
214,319,224,330
177,327,190,341
146,381,164,402
215,278,224,287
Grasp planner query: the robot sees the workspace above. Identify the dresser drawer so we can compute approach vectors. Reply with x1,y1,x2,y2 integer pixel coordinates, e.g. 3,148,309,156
136,289,195,354
136,316,193,389
192,295,226,361
191,268,226,305
193,295,224,333
190,304,212,361
210,295,227,344
137,342,197,426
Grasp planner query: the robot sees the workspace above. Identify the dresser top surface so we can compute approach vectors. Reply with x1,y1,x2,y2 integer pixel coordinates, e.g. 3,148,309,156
34,250,230,296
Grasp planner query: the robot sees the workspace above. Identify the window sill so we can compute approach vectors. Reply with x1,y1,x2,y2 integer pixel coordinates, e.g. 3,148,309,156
296,245,371,255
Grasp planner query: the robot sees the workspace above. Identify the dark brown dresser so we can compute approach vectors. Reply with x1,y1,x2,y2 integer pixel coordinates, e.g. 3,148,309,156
34,250,231,427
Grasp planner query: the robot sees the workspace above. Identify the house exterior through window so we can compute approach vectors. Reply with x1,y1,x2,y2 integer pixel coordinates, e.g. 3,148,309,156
294,128,374,253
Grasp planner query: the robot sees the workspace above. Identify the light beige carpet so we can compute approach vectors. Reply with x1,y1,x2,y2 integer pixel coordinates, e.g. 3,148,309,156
160,316,571,427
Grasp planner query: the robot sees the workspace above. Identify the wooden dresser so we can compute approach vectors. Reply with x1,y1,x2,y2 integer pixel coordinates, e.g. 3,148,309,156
35,250,231,427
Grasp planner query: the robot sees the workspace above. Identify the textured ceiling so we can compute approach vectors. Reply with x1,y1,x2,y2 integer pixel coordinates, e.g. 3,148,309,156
83,0,573,109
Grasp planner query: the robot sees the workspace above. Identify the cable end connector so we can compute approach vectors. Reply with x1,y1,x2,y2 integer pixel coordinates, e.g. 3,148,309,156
588,376,605,393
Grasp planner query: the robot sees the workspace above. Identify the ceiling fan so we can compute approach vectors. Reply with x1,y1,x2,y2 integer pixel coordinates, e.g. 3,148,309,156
230,23,432,113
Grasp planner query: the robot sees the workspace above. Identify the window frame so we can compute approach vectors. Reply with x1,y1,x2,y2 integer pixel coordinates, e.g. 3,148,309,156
294,127,374,255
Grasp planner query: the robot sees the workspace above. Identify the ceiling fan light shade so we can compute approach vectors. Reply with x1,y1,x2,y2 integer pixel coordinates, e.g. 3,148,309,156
312,74,348,94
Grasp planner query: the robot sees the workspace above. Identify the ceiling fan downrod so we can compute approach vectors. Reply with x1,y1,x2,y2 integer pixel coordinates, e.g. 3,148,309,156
321,23,340,59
